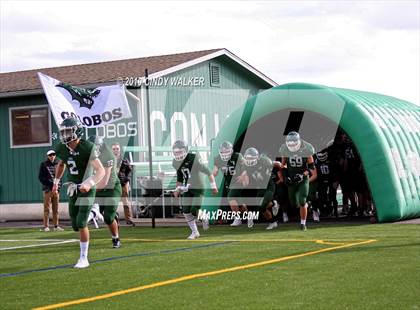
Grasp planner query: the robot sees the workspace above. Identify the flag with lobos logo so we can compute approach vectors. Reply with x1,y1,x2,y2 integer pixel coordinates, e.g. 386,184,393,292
37,72,132,128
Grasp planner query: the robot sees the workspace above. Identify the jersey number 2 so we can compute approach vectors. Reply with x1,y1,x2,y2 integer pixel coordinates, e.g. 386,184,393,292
67,160,79,175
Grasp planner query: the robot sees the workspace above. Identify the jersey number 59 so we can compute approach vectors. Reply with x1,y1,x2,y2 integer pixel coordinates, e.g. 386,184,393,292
289,156,303,167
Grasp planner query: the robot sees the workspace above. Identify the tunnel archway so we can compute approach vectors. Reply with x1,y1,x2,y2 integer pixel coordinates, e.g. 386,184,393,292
206,83,420,222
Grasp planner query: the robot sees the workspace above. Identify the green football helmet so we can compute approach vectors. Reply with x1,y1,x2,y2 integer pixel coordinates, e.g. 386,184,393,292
59,117,84,145
172,140,188,161
286,131,301,152
244,147,259,167
219,141,233,161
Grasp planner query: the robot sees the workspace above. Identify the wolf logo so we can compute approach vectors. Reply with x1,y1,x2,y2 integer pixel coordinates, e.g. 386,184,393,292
56,83,101,109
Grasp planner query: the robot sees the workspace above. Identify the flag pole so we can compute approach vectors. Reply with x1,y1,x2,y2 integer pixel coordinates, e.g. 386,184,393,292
144,69,156,228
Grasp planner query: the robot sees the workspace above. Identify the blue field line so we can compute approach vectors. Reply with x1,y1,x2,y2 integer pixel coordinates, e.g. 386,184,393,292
0,241,234,279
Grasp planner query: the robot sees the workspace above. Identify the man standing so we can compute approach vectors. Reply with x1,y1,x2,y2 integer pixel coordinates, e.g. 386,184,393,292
172,140,218,239
279,132,317,231
112,143,134,225
38,150,63,231
53,117,105,268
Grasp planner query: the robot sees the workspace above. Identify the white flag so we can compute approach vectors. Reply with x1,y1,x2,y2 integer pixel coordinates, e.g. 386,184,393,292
37,72,132,128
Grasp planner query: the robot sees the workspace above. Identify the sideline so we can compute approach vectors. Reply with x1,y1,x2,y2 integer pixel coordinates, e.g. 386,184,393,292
0,239,78,251
0,241,232,279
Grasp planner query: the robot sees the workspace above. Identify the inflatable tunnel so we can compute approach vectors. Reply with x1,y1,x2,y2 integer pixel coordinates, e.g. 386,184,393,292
205,83,420,222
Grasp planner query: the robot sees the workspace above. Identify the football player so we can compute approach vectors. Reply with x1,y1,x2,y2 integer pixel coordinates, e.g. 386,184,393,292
327,134,342,217
279,132,317,231
212,141,244,224
272,157,290,223
52,117,105,268
172,140,218,239
310,150,333,222
88,136,122,248
235,147,278,230
339,133,359,217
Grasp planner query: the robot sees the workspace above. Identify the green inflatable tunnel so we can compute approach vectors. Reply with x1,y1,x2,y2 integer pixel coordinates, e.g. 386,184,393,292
204,83,420,223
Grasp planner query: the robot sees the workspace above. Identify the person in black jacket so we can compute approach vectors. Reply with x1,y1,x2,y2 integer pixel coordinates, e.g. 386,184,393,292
38,150,63,231
112,143,134,225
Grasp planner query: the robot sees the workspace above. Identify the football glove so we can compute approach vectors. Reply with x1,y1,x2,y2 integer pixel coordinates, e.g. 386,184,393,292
176,184,191,193
64,182,80,197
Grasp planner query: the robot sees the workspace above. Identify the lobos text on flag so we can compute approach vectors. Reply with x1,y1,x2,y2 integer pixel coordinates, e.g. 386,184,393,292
37,72,132,128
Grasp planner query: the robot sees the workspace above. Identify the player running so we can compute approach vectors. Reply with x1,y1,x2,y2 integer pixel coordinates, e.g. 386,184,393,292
88,136,122,248
172,140,218,239
279,132,317,231
212,141,244,224
52,117,105,268
235,147,278,230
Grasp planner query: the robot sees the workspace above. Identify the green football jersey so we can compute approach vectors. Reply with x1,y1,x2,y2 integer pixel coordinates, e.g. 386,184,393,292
172,152,211,190
55,139,98,184
214,152,243,186
98,143,119,189
279,140,315,177
242,155,273,188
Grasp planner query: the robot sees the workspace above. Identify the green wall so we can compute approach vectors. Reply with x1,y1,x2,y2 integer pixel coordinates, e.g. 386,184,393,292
0,57,271,204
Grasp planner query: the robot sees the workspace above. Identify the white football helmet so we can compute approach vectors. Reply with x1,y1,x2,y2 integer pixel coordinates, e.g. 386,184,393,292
244,147,259,167
286,131,301,152
219,141,233,161
172,140,188,161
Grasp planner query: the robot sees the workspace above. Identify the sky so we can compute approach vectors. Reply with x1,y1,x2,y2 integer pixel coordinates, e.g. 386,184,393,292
1,1,419,104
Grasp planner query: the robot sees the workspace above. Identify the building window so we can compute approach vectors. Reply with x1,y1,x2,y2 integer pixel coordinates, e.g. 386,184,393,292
209,63,221,87
9,105,51,148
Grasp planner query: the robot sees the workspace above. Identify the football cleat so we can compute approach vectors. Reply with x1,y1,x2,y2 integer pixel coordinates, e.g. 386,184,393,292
219,141,233,161
266,222,278,230
283,212,289,223
272,200,279,216
40,227,50,232
187,231,200,240
244,147,259,166
286,131,301,152
300,224,307,231
112,238,121,248
74,258,89,269
230,218,242,226
53,226,64,231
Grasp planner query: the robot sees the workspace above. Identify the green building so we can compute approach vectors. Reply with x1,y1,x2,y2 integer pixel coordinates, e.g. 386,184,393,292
0,48,276,215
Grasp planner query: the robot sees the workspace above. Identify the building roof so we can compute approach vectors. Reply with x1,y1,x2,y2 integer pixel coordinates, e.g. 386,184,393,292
0,48,277,97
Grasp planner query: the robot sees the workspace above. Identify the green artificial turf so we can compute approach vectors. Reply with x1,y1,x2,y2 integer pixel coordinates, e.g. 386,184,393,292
0,222,419,309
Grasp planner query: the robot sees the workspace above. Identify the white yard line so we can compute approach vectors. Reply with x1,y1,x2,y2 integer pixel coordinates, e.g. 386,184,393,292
0,239,78,251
